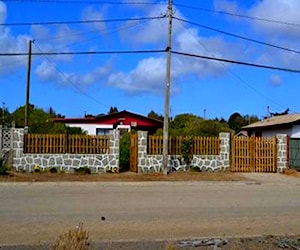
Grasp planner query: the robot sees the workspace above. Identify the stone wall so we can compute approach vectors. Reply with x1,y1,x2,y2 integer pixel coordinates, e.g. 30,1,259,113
12,128,120,173
138,132,231,173
276,134,288,172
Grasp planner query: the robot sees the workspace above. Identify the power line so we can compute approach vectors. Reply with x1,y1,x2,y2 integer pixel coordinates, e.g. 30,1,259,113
1,16,166,26
173,3,300,28
171,50,300,73
33,42,110,109
0,49,167,56
174,17,300,55
2,0,166,4
174,21,288,110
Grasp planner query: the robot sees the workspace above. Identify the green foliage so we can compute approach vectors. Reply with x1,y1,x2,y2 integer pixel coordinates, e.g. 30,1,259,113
49,167,58,173
11,105,85,134
33,165,43,173
0,158,8,175
74,167,91,175
181,136,194,166
170,114,231,137
108,106,119,114
228,112,260,133
119,132,130,171
147,110,164,121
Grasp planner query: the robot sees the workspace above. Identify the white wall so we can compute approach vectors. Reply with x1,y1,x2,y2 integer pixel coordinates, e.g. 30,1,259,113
261,125,300,138
67,124,113,135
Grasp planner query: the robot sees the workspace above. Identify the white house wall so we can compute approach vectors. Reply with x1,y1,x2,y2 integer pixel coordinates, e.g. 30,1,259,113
261,125,300,138
291,125,300,138
66,123,113,135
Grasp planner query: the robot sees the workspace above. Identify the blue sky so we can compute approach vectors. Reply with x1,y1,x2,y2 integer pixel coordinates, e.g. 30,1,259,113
1,0,300,120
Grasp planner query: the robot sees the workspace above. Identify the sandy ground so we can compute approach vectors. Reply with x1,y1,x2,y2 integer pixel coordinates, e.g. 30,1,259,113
0,173,299,249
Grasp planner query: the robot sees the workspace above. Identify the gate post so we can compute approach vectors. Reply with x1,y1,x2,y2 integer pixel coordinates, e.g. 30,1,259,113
276,134,288,173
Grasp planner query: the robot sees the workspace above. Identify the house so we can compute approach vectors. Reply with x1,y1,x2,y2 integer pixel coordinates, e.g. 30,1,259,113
54,110,163,135
242,113,300,138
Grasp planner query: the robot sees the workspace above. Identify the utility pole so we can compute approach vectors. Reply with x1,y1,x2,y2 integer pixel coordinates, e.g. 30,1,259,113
162,0,173,175
24,40,33,133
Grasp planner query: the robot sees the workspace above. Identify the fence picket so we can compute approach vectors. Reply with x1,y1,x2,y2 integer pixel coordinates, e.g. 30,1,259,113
24,134,110,154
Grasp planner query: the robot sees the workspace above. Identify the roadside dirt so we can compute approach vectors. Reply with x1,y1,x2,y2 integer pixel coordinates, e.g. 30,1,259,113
0,170,248,182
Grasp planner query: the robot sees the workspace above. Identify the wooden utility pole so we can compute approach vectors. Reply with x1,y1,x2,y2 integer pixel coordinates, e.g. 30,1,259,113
24,40,33,133
162,0,173,174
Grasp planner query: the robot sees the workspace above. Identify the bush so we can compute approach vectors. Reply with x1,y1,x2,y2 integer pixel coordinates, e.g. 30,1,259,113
119,132,130,172
49,167,58,173
74,167,91,175
0,158,8,176
33,165,43,173
53,222,90,250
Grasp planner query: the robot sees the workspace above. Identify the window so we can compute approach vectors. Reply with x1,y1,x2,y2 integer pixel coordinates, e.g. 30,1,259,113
96,128,111,135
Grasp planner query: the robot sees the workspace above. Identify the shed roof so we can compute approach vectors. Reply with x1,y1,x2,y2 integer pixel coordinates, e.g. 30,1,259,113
243,113,300,130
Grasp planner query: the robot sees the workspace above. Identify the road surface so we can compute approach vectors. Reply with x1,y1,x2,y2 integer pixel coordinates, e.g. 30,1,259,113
0,175,300,246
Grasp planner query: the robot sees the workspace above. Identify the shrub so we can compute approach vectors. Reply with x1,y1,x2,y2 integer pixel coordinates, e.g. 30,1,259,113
119,132,130,171
190,165,201,172
0,158,8,176
53,222,90,250
33,165,43,173
49,167,58,173
75,167,91,175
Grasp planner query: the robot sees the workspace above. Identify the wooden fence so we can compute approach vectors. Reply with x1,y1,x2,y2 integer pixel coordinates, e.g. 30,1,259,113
24,134,110,154
147,136,221,155
231,136,277,172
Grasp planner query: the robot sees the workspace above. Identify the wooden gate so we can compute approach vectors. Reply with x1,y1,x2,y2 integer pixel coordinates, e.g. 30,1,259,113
129,133,138,172
231,136,277,172
289,138,300,170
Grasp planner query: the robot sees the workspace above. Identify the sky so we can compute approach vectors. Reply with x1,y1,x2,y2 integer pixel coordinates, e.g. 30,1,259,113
1,0,300,120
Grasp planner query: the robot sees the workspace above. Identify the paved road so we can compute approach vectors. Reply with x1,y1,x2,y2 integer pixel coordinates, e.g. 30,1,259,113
0,175,300,246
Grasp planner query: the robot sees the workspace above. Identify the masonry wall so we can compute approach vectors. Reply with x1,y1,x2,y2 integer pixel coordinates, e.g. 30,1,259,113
137,132,231,173
276,134,288,172
12,128,120,173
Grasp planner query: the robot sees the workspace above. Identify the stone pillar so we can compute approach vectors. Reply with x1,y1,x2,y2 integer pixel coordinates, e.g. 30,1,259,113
138,131,148,172
109,129,120,169
12,128,25,170
219,132,230,170
276,134,288,172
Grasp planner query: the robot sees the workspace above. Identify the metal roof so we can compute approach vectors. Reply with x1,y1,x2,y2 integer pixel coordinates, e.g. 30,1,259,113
243,113,300,130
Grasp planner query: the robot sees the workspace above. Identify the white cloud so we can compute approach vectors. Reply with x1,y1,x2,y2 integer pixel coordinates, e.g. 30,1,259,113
214,0,240,13
269,74,282,87
107,56,167,95
35,60,113,88
248,0,300,41
0,1,7,23
81,5,107,33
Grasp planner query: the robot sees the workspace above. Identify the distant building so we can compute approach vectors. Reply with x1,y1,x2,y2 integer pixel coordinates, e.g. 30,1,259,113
242,113,300,138
54,110,163,135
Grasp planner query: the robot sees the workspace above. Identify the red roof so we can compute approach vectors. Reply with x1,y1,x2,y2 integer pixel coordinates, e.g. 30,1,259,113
54,110,163,130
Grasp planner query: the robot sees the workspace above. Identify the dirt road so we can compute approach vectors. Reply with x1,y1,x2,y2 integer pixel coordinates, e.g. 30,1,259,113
0,175,300,247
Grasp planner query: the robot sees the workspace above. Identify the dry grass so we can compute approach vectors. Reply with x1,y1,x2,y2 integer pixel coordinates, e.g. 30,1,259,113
282,168,300,178
53,223,90,250
0,170,247,182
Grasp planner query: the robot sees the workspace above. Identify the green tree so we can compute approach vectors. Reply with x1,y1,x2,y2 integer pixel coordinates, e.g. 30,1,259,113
11,105,84,134
108,107,119,114
147,110,164,121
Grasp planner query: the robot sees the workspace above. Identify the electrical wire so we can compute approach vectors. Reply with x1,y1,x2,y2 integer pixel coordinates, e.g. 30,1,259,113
171,50,300,74
1,0,166,5
173,3,300,28
33,42,110,109
1,16,166,26
0,49,167,56
174,16,300,55
173,21,288,110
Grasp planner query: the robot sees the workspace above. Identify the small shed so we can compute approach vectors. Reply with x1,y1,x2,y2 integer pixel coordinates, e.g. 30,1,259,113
54,110,163,135
242,113,300,138
243,113,300,170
